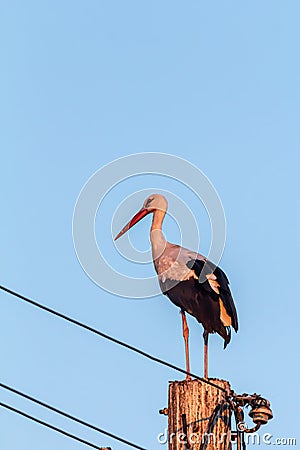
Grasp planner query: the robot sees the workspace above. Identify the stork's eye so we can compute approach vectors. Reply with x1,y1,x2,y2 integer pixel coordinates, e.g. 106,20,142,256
145,198,154,207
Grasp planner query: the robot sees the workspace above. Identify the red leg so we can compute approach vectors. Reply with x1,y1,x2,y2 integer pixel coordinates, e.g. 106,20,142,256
181,309,191,380
203,330,209,379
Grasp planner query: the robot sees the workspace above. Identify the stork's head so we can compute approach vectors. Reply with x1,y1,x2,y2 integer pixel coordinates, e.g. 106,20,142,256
143,193,168,213
114,193,168,240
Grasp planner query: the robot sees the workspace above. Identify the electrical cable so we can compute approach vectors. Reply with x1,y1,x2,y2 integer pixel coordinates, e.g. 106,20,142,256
0,285,226,392
0,382,146,449
0,401,111,450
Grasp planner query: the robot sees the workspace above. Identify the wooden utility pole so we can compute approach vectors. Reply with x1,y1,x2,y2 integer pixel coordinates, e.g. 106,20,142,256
164,379,231,450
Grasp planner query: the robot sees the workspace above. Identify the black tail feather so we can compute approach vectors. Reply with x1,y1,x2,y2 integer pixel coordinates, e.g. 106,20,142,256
223,326,231,349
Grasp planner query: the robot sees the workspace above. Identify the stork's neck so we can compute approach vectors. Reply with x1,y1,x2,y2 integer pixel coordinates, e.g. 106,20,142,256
150,210,167,261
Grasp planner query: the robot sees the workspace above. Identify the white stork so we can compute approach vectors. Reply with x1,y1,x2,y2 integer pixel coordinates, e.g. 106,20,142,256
115,194,238,379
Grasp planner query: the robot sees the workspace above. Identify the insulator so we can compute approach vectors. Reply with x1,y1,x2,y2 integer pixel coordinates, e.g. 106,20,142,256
249,398,273,425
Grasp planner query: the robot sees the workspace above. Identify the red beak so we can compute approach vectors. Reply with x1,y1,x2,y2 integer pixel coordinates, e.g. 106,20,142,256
114,207,150,240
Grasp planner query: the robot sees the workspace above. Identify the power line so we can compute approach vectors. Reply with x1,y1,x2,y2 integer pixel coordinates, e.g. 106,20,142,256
0,285,226,392
0,382,146,450
0,401,107,449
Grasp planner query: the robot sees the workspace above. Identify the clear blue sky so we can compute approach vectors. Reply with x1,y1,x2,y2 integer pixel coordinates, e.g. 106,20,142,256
1,1,299,449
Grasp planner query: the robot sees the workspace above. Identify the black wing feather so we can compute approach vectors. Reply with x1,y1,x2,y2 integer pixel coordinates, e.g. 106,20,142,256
186,259,238,332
